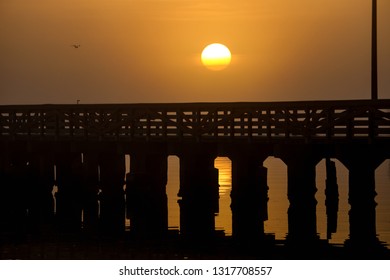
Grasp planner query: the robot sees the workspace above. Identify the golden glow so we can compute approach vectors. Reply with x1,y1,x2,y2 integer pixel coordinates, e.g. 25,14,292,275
201,43,231,71
214,157,231,196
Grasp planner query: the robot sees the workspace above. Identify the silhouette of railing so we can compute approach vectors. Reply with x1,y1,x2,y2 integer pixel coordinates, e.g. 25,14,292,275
1,99,390,143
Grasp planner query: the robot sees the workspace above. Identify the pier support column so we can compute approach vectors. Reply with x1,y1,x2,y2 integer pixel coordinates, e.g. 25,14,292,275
178,149,219,240
25,153,55,234
338,145,384,246
230,154,269,241
0,152,29,236
82,152,99,234
55,152,83,233
277,145,321,244
126,151,168,238
325,159,339,240
0,155,7,233
99,152,125,235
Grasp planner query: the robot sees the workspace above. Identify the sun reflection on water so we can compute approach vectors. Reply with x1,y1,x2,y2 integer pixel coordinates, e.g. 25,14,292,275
162,156,390,245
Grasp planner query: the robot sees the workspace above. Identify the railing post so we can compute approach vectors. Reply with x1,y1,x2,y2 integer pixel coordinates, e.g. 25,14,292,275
326,108,334,141
369,105,378,142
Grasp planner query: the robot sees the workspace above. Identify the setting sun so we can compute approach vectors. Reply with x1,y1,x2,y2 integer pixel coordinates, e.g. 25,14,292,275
201,43,231,71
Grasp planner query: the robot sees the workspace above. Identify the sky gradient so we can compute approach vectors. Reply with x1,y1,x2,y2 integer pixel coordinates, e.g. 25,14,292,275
1,0,389,104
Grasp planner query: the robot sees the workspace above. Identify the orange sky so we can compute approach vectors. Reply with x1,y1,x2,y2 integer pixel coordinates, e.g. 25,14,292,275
1,0,389,104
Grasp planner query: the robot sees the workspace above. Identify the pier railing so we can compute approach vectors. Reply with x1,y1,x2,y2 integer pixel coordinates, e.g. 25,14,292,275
1,100,390,143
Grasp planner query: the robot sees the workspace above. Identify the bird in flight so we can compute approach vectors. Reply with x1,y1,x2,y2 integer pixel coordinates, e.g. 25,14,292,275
71,44,81,48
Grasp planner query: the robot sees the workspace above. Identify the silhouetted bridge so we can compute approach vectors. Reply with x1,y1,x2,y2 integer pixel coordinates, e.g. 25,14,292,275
1,100,390,246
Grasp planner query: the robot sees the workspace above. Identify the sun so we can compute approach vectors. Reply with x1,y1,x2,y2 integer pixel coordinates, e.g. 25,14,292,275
201,43,231,71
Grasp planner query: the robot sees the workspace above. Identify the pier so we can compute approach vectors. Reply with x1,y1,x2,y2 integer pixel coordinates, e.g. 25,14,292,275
1,99,390,256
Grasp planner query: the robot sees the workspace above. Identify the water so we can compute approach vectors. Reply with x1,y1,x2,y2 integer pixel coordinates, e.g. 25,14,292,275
163,156,390,247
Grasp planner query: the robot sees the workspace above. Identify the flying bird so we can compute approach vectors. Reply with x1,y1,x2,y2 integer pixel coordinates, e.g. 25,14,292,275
71,44,81,48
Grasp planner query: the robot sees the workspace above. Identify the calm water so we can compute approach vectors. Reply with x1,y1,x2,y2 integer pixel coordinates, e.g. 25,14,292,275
159,156,390,247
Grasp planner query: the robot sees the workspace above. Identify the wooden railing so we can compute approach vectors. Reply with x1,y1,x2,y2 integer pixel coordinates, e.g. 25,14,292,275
1,100,390,143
